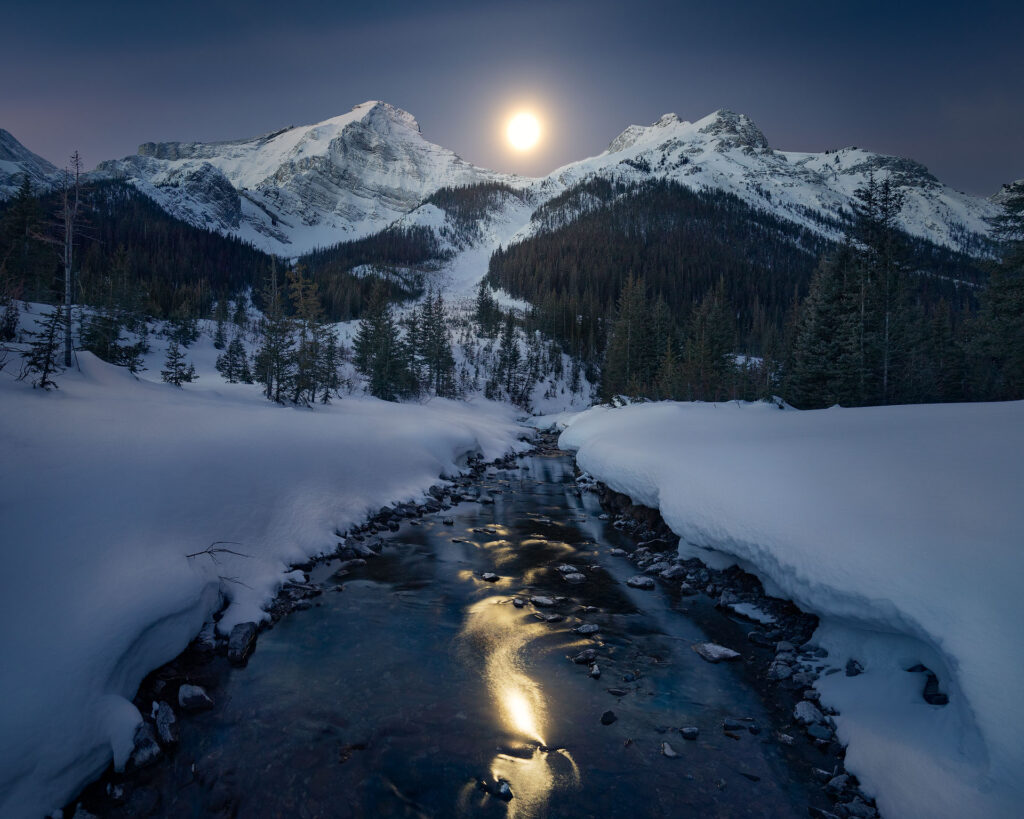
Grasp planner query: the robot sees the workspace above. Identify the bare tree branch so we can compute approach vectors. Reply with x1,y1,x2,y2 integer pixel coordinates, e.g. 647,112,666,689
185,541,250,565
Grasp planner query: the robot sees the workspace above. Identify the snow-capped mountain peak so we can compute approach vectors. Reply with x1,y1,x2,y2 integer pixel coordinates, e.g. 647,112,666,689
540,107,996,253
696,109,769,151
92,101,517,255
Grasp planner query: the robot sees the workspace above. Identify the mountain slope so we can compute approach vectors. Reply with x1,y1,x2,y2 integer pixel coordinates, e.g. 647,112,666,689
0,129,61,198
92,102,520,256
535,109,996,254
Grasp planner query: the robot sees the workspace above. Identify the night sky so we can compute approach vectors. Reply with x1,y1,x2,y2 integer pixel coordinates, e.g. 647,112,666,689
3,0,1021,194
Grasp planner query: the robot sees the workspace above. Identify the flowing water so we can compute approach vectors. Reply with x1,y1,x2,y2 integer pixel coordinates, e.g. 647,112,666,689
129,450,820,818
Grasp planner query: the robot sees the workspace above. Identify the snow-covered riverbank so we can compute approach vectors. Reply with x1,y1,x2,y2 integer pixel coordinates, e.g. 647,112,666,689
0,352,526,818
558,400,1024,819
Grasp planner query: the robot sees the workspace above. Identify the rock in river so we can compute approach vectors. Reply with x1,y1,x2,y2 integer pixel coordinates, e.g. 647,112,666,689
178,683,214,712
691,642,741,663
228,622,257,665
480,572,500,582
601,710,617,725
573,649,598,665
531,596,556,608
128,722,162,770
626,575,655,590
661,741,680,758
152,701,178,746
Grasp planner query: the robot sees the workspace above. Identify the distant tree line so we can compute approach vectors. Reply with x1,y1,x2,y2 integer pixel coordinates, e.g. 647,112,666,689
487,177,1011,406
298,225,443,320
0,177,274,319
785,176,1024,406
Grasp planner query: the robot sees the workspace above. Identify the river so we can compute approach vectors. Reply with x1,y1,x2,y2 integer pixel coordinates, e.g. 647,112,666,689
95,447,823,818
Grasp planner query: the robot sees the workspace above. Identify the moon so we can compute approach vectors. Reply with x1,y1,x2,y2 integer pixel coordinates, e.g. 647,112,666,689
507,112,541,151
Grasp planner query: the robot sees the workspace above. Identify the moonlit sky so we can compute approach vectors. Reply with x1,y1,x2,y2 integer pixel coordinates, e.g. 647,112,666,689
2,0,1021,194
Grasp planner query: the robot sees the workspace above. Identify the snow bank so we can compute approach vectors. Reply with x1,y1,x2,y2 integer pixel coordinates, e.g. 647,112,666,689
0,351,525,818
560,400,1024,819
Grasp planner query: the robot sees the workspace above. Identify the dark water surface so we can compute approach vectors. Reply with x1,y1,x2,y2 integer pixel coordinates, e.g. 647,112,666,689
145,451,817,818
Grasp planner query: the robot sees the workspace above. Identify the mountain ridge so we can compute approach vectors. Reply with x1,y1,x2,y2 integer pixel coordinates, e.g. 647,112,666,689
0,103,1003,266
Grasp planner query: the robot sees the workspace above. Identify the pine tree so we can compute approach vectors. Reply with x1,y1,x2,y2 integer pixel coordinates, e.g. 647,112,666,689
231,294,249,331
850,174,907,404
601,276,649,400
475,280,500,336
212,299,229,350
287,267,326,405
682,279,736,401
495,313,523,402
161,338,197,386
19,304,66,389
969,182,1024,399
421,290,456,397
216,334,252,384
787,250,857,408
0,259,21,342
354,283,411,401
121,338,147,375
402,304,424,393
253,267,294,402
654,337,683,401
1,175,41,299
168,313,200,347
315,326,341,403
80,308,125,364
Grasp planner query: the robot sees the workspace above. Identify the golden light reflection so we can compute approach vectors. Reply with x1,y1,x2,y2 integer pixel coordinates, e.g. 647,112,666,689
458,597,580,816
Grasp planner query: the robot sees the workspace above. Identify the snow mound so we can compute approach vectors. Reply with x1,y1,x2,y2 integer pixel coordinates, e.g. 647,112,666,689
0,352,525,818
560,400,1024,819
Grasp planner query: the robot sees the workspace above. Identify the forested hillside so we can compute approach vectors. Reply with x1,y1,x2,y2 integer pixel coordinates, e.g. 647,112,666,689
0,178,274,318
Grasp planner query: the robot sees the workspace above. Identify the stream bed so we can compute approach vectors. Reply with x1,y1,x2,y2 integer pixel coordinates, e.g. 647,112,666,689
90,447,829,818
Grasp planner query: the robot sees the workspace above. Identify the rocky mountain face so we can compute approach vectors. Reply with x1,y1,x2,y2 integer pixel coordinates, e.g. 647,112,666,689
90,102,517,256
0,104,1002,271
0,129,61,198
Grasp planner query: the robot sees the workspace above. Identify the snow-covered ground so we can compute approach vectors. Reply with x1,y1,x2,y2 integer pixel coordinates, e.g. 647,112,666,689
559,400,1024,819
0,323,529,818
